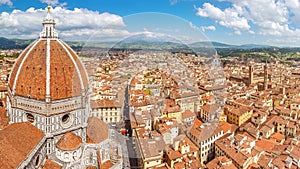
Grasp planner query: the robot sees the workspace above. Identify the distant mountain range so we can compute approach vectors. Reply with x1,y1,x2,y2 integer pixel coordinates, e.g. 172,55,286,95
189,42,275,49
0,37,84,50
0,36,291,50
0,37,34,49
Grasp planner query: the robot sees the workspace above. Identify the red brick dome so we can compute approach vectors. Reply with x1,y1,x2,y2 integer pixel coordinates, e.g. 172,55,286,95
8,7,88,101
56,132,82,151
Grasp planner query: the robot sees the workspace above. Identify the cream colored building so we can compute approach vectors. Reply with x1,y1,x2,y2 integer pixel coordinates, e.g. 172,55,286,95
91,99,123,123
188,122,226,164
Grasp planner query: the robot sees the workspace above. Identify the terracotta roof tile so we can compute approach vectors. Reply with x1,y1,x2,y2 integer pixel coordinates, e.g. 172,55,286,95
181,110,196,119
256,139,278,153
0,122,44,168
0,106,9,129
9,41,36,89
42,159,62,169
219,121,232,133
61,41,88,89
270,132,285,142
193,119,202,128
91,99,122,109
174,161,185,169
206,156,237,169
86,117,108,144
102,160,114,169
166,148,183,160
56,132,82,151
10,39,88,101
49,40,82,100
201,104,222,113
85,166,97,169
189,122,223,141
14,40,47,100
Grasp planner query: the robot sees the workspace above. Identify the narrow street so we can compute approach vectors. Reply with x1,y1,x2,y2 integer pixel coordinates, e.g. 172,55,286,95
123,85,140,168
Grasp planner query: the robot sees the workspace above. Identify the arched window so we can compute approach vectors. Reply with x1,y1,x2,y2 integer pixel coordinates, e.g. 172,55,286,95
35,154,42,168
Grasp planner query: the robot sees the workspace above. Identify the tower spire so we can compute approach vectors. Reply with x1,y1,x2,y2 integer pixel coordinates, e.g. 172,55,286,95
39,5,58,39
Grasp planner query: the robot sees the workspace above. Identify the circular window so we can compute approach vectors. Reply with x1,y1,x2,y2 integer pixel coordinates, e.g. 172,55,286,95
61,114,73,128
62,114,70,123
26,113,35,123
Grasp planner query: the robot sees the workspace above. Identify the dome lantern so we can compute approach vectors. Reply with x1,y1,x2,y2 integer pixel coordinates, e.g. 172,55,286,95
39,5,58,39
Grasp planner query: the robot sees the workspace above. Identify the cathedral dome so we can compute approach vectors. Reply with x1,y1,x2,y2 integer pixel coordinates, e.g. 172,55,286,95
8,6,88,102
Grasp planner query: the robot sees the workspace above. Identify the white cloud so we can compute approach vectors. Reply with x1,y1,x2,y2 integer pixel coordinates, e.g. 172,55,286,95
189,22,216,32
0,7,126,41
234,30,241,35
283,0,299,9
189,22,199,30
170,0,198,5
248,30,255,34
196,3,250,31
189,22,215,32
0,0,12,6
201,26,216,32
40,0,59,5
195,0,300,43
226,0,290,36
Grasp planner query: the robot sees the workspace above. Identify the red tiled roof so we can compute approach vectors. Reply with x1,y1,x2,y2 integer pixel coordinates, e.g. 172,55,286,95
42,159,62,169
181,110,196,119
256,139,278,153
102,160,114,169
91,99,122,109
219,121,232,133
9,39,88,101
201,104,221,113
166,148,183,160
86,117,108,144
193,119,202,128
0,122,45,168
270,132,285,142
0,106,9,129
56,132,82,151
206,156,237,169
85,166,97,169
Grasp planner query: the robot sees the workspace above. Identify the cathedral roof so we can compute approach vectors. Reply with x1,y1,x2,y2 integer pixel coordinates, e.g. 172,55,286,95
0,122,44,168
86,117,109,144
0,106,9,129
8,6,88,102
56,132,82,151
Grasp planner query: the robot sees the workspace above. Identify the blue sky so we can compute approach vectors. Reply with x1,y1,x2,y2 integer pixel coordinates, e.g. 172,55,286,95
1,0,300,46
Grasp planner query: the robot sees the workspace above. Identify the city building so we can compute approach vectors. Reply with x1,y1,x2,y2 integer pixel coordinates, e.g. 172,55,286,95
199,104,223,122
225,105,253,126
187,121,234,164
135,128,165,169
215,133,259,169
90,99,123,123
206,156,237,169
165,135,200,168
